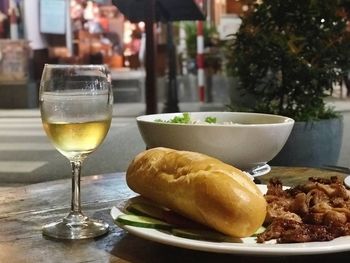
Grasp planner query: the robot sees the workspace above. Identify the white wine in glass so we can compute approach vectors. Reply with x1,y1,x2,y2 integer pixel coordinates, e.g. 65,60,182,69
39,64,113,239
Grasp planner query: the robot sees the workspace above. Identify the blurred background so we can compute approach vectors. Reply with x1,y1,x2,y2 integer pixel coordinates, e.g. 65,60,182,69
0,0,250,184
1,0,350,185
0,0,249,108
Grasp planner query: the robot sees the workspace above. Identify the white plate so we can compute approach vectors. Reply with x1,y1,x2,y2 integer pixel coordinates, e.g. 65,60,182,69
344,176,350,188
111,185,350,256
247,164,271,177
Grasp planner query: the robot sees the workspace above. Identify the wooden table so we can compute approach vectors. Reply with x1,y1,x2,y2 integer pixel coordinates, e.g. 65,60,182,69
0,167,349,263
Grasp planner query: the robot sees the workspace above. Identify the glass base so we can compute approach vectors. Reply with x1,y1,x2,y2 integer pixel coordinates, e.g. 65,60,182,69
42,212,109,240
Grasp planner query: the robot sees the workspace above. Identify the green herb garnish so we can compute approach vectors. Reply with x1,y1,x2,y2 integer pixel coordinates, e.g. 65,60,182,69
155,113,191,124
155,113,217,124
205,116,217,124
169,112,191,123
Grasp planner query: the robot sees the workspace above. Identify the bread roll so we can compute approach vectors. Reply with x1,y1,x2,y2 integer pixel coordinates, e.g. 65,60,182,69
126,147,267,238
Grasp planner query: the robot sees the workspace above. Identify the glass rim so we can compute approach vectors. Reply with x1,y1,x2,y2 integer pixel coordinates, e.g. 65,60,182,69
44,64,109,69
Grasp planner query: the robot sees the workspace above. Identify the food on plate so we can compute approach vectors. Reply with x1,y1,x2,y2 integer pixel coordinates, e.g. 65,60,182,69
126,147,267,238
115,197,267,241
122,151,350,244
114,198,247,242
258,177,350,243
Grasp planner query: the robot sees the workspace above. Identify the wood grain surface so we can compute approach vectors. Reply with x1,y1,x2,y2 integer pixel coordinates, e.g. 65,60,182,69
0,168,349,263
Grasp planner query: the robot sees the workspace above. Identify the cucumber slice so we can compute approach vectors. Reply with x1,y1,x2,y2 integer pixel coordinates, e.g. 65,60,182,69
251,226,266,236
116,214,172,230
126,202,165,219
126,202,207,229
172,226,266,242
121,198,266,240
172,228,239,242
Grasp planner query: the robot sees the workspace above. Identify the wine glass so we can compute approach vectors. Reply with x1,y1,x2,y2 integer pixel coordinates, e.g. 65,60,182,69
39,64,113,239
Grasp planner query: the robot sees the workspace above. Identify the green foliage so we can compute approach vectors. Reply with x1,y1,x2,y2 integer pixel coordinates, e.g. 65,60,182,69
182,21,226,73
226,0,350,121
183,22,220,59
183,22,198,59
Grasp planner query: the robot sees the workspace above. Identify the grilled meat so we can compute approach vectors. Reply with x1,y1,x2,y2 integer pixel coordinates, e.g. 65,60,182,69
258,177,350,243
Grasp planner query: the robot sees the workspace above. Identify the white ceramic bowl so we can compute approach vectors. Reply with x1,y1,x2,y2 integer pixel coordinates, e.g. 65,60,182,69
136,112,294,172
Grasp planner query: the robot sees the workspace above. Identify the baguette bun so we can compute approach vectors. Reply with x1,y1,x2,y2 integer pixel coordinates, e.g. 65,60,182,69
126,147,267,237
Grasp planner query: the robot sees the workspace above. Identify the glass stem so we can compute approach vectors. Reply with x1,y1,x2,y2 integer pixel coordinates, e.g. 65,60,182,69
70,160,83,213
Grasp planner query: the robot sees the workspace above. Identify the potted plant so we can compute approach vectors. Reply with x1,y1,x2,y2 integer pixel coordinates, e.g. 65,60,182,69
225,0,350,167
